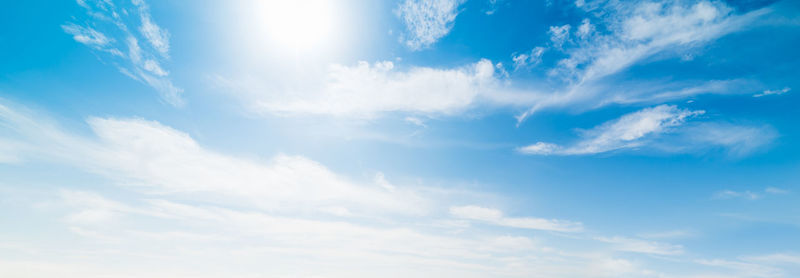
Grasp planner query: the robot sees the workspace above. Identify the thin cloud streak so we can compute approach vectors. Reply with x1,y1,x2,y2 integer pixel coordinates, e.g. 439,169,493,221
518,105,776,157
64,0,182,106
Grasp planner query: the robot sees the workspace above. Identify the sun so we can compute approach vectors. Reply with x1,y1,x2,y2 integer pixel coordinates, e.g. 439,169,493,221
252,0,341,51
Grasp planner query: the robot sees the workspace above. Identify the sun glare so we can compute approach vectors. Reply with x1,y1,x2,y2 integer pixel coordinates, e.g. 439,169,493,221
253,0,340,51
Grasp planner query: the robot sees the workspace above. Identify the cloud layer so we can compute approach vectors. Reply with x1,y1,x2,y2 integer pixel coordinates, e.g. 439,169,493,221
3,100,792,277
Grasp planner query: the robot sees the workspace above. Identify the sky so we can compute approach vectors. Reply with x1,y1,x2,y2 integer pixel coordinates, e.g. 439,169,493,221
1,0,799,277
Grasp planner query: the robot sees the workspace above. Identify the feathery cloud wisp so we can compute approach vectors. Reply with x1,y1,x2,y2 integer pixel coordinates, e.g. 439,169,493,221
516,1,770,122
63,0,182,106
519,105,702,155
449,205,583,232
397,0,466,50
518,105,775,157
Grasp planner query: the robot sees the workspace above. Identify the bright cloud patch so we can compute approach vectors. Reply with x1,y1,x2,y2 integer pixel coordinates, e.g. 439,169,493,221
218,59,537,118
397,0,465,50
519,105,702,155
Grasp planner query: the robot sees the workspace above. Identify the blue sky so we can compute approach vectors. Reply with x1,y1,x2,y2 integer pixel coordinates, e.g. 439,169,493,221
1,0,799,277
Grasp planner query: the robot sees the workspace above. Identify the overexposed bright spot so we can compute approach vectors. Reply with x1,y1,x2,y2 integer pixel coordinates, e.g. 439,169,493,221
251,0,342,51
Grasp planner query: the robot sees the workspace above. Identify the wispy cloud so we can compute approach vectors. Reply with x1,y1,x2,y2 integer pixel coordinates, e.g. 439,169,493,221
744,253,800,265
0,100,682,277
132,0,170,56
519,105,702,155
637,229,695,239
713,190,762,200
564,1,763,83
596,236,684,255
396,0,466,50
754,87,791,97
713,187,790,200
684,123,778,157
61,23,113,48
548,24,571,49
516,0,771,122
1,100,797,278
63,0,182,106
0,105,424,216
518,105,776,157
696,258,783,278
484,0,503,15
215,59,537,118
404,116,428,128
765,187,789,194
449,205,583,232
512,46,546,70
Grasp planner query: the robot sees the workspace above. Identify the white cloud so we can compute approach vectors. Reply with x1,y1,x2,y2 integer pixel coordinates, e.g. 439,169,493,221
44,193,596,278
598,79,757,106
745,253,800,265
754,87,791,97
638,229,694,239
404,116,428,127
574,1,757,83
518,105,775,157
696,259,783,278
685,123,778,157
713,190,761,200
60,190,135,224
85,117,429,215
549,24,571,48
517,1,770,122
374,172,397,192
61,23,111,47
485,0,502,15
519,105,703,155
0,101,423,216
142,59,168,76
0,100,597,234
597,236,684,255
5,103,581,276
449,205,583,232
219,59,537,118
1,101,797,278
513,46,546,70
713,187,789,200
589,258,638,277
0,105,608,277
63,0,182,106
132,0,170,56
516,142,561,155
577,19,594,39
397,0,466,50
211,0,779,125
765,187,789,194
